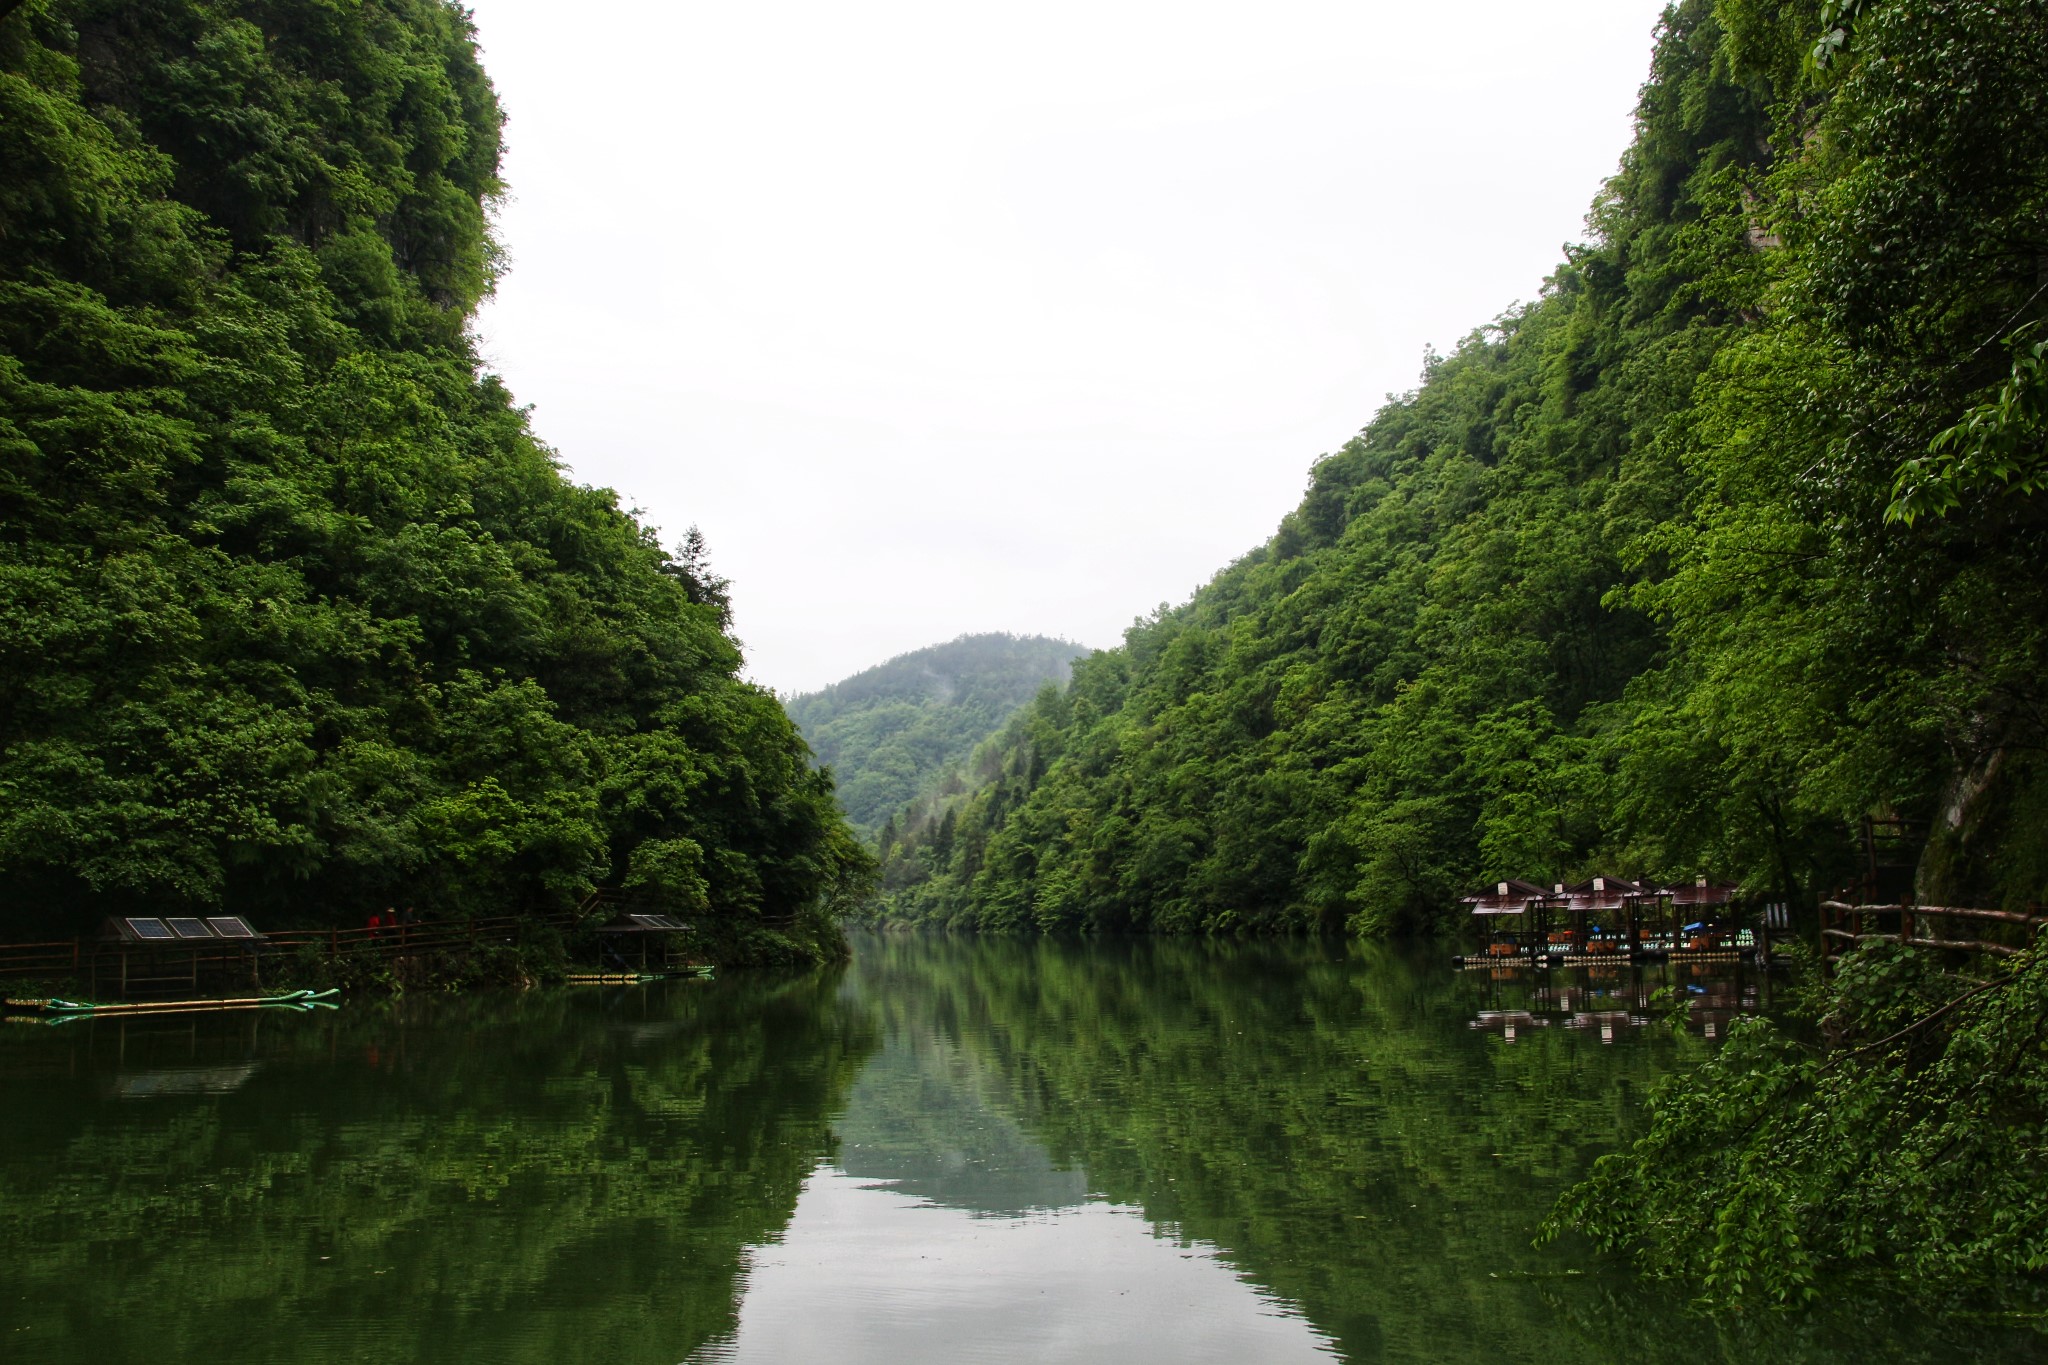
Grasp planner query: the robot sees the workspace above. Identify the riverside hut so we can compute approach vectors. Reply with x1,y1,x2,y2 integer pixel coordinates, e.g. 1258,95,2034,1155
1457,880,1553,966
92,916,267,998
1660,877,1750,959
1556,877,1646,960
593,912,694,974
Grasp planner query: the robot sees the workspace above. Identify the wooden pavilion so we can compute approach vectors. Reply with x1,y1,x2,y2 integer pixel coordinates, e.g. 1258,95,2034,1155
1659,877,1749,959
92,916,267,999
1456,880,1554,965
592,912,695,974
1556,877,1647,961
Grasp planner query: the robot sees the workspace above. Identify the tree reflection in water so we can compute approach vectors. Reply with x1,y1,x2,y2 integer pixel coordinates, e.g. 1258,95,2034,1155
0,937,2038,1364
0,974,873,1364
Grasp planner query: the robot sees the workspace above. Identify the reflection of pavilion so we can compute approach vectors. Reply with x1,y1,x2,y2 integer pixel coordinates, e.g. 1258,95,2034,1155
0,1003,302,1095
1465,962,1770,1044
1469,1010,1549,1042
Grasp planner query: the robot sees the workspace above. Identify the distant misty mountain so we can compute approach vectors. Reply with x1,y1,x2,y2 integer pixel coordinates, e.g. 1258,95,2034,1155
787,634,1088,835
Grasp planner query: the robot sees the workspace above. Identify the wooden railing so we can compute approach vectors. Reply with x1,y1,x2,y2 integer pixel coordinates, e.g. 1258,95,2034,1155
0,939,83,980
0,886,788,982
262,910,576,958
0,906,594,981
1820,901,2043,959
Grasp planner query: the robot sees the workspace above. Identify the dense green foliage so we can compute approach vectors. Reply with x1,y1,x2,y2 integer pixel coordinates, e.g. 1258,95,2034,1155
1549,0,2048,1311
0,0,868,955
784,632,1083,836
878,0,2048,940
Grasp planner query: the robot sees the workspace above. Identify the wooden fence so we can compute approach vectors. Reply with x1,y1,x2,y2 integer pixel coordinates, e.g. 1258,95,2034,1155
261,909,582,960
1820,901,2043,960
0,886,799,986
0,938,84,981
0,906,591,983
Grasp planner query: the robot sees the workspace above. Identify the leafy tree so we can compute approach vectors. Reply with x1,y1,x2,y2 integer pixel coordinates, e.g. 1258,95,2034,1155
0,0,867,959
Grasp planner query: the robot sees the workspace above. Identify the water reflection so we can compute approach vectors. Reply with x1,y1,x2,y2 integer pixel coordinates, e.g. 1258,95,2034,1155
815,935,2037,1364
834,1027,1089,1214
0,936,2038,1364
0,975,873,1365
1466,962,1771,1043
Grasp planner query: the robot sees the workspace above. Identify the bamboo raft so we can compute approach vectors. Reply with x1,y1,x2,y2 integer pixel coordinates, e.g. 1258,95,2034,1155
565,966,714,985
2,987,340,1018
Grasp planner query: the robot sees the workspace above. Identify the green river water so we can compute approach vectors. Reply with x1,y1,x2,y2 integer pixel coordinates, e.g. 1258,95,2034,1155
0,934,2037,1363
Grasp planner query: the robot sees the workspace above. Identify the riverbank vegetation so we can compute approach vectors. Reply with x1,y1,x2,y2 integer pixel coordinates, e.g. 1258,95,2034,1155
785,633,1085,837
0,0,869,962
1551,939,2048,1311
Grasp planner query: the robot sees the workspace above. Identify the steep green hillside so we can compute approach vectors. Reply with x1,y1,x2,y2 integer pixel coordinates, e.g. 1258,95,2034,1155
879,0,2048,1309
785,633,1085,836
880,0,2048,937
0,0,868,956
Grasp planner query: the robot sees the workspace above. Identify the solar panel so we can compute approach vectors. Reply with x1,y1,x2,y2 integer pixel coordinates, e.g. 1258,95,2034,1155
207,916,255,938
125,918,175,941
167,917,215,939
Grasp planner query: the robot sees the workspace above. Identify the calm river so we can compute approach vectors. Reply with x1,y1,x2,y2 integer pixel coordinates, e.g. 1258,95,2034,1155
0,935,2035,1363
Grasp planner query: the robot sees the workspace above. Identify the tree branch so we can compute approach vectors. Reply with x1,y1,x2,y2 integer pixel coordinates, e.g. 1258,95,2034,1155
1823,970,2015,1068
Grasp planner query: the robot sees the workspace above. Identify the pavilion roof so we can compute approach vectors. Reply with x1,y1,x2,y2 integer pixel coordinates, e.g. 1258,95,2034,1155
1661,878,1739,907
1459,879,1553,915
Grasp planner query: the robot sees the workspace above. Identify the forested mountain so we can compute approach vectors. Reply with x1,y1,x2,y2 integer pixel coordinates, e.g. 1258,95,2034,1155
879,0,2048,942
0,0,868,957
875,0,2048,1308
785,634,1085,836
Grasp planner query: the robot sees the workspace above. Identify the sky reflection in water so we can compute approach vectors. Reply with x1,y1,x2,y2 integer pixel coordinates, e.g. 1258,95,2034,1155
693,1173,1336,1364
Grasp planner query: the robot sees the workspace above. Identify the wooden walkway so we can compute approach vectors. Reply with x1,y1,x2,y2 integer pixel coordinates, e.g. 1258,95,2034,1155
0,904,595,983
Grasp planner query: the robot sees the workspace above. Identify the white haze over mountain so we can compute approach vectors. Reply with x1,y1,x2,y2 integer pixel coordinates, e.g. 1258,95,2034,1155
468,0,1668,695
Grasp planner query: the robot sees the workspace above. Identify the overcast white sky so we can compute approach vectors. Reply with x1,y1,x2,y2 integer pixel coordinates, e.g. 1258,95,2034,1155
466,0,1669,697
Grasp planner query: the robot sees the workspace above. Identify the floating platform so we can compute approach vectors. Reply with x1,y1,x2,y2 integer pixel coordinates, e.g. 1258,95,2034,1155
2,987,339,1019
565,966,714,985
1454,947,1766,970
